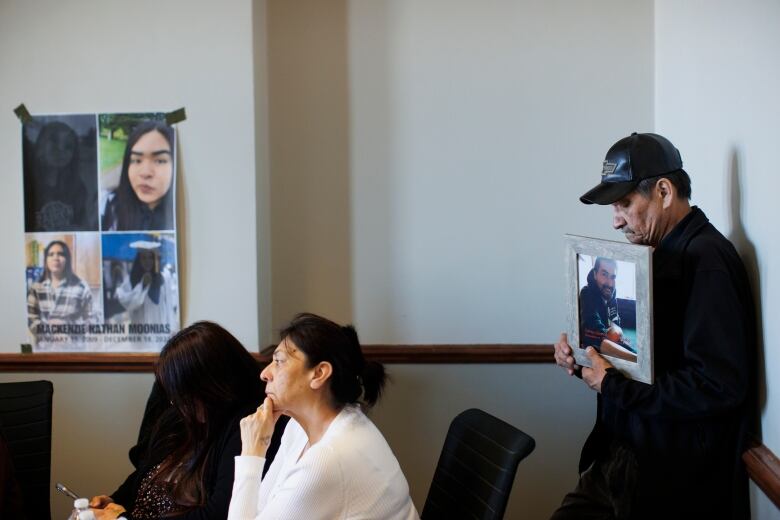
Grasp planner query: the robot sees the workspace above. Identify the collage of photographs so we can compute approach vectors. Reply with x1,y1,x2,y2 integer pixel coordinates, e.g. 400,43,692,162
22,112,180,352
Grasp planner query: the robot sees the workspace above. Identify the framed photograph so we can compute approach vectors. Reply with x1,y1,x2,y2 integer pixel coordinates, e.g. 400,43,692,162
564,234,654,384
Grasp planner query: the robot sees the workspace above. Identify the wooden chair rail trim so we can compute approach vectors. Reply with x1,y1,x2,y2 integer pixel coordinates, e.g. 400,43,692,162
743,441,780,509
0,344,554,372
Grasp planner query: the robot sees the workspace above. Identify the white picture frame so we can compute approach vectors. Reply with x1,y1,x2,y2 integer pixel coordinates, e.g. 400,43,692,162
564,234,654,384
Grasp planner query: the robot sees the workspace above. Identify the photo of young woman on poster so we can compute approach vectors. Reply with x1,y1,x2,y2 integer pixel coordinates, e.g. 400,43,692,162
102,233,179,340
101,121,175,231
23,115,99,232
113,240,179,334
27,238,99,348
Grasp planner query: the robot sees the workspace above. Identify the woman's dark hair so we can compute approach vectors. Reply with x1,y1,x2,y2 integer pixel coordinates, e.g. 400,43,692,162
149,321,262,509
129,248,163,304
39,240,79,284
112,121,175,230
636,169,692,200
279,313,387,408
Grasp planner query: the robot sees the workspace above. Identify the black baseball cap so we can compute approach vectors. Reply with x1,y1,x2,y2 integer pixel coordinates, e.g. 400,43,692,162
580,132,685,205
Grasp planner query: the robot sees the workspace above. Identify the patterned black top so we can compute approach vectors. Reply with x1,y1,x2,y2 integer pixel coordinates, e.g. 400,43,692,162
130,463,184,519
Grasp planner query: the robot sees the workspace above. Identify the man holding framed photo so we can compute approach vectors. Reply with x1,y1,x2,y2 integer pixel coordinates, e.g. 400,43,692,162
552,133,756,519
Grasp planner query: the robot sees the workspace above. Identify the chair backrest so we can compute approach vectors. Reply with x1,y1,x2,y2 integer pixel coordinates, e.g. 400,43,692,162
0,380,54,520
422,408,535,520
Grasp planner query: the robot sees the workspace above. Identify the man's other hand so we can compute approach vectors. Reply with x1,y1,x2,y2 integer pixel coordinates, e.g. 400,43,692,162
554,332,581,376
582,347,613,392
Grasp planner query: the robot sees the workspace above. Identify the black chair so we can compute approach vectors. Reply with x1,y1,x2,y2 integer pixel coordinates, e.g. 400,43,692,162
422,408,535,520
0,380,54,520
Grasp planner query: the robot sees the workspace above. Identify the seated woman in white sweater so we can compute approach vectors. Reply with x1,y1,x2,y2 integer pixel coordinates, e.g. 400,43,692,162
228,313,419,520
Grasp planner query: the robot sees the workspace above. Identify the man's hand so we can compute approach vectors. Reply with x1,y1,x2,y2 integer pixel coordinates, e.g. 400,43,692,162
554,333,581,376
581,347,613,393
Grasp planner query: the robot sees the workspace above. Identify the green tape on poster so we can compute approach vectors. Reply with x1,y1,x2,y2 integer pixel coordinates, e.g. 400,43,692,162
14,104,33,124
166,107,187,125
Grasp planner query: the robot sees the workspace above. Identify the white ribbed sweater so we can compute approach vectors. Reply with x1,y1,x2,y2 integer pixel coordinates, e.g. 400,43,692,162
227,405,419,520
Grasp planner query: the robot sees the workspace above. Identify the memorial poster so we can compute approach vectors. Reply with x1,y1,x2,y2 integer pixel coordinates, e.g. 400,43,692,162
22,112,179,352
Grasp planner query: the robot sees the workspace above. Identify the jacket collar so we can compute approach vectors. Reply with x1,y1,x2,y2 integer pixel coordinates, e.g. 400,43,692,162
658,206,708,254
652,206,708,276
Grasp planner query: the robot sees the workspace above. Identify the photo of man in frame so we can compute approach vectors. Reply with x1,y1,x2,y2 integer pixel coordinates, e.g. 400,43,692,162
577,254,637,363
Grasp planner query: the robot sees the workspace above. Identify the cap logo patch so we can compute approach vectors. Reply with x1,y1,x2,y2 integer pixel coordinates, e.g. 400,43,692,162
602,161,617,176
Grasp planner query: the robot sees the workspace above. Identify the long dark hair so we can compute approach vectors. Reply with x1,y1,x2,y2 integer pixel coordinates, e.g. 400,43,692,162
149,321,263,510
38,240,80,284
113,121,175,230
279,313,387,408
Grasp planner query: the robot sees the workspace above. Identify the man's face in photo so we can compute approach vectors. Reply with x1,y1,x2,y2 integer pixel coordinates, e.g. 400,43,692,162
594,260,617,300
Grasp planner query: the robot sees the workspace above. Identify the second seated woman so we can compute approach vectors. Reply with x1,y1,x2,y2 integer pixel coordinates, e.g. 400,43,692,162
228,313,420,520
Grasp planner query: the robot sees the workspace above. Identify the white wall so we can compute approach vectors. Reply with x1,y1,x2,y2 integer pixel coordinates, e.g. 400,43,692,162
655,1,780,517
0,1,259,517
266,0,655,339
347,0,654,343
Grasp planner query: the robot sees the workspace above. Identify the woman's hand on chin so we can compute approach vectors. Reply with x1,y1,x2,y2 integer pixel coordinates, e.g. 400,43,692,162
240,396,278,457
